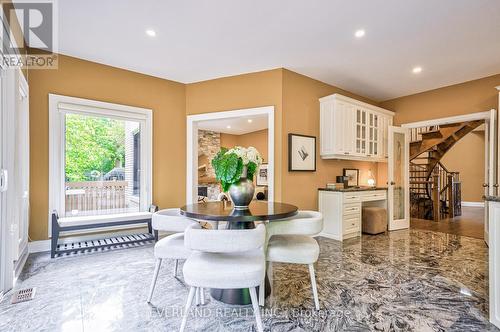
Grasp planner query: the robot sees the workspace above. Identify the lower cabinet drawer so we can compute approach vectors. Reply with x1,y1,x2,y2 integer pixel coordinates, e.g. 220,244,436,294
360,190,387,202
343,193,361,203
343,203,361,215
343,215,360,233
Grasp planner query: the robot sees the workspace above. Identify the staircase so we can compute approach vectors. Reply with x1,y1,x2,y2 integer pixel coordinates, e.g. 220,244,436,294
409,120,483,221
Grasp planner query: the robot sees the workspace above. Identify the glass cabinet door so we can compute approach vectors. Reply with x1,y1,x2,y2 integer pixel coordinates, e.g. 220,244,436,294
355,108,367,155
367,112,378,157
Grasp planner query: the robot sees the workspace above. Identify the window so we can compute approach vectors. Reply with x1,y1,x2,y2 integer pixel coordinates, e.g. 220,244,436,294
64,113,142,217
133,131,140,196
49,94,152,232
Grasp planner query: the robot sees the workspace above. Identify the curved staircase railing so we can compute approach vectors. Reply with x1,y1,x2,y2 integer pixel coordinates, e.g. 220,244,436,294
408,120,483,221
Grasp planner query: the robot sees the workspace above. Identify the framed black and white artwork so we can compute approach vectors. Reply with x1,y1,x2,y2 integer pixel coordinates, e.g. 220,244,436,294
343,168,359,187
256,163,268,186
288,134,316,171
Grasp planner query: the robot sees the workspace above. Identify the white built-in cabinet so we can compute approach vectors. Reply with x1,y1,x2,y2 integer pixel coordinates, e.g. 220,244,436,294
319,94,394,162
318,189,388,241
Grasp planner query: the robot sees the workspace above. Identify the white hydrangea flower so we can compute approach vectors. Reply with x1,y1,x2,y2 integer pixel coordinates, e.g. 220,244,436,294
225,146,262,166
246,146,262,166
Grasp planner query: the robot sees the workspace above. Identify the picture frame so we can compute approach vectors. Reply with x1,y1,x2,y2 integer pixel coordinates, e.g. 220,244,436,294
256,163,269,186
288,133,316,171
343,168,359,187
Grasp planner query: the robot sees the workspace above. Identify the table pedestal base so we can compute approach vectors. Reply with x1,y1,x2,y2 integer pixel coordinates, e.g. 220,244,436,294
210,278,271,305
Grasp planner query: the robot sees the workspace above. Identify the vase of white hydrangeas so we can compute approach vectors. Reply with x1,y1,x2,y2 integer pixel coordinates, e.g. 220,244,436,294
212,146,263,209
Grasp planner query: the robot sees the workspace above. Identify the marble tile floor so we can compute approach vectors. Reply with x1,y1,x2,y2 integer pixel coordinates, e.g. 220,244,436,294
0,229,497,332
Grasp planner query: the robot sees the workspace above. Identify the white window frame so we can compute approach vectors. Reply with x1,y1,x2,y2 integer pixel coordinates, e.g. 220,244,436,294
48,94,153,237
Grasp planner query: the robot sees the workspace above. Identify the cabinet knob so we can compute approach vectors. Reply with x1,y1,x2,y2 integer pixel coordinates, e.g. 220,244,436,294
483,183,489,188
390,181,396,185
494,184,499,188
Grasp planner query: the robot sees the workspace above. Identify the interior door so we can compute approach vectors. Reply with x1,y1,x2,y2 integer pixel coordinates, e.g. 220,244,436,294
485,109,497,245
0,68,4,297
388,126,410,230
0,67,14,294
13,70,29,259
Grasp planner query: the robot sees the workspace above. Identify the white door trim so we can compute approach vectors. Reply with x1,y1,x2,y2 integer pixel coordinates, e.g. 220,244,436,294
489,201,500,328
387,126,410,231
186,106,275,205
401,110,493,129
48,94,153,237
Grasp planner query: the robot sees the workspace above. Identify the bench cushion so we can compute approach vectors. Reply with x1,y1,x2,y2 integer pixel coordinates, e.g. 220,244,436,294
58,211,152,227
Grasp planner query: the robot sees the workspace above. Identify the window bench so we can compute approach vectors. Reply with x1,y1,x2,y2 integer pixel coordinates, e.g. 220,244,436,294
51,207,157,258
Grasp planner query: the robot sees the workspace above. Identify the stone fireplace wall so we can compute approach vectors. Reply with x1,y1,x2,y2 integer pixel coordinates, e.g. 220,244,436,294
198,130,221,200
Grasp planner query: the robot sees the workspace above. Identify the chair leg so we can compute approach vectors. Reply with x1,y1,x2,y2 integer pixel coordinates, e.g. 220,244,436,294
249,287,264,332
200,287,205,305
258,279,265,307
173,259,179,277
180,286,196,332
147,259,162,303
195,287,199,306
308,263,320,310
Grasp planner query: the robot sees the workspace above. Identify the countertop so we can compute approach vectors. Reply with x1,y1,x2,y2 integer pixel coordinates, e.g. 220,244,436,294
318,186,388,192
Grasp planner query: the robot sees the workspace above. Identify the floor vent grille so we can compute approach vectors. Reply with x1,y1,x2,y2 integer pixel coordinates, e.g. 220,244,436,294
11,287,36,304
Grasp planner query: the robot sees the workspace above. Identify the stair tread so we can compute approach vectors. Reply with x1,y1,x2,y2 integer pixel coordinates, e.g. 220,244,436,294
420,129,440,134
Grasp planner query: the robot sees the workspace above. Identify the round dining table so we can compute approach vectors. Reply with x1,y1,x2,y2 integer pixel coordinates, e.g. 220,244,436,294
180,201,298,305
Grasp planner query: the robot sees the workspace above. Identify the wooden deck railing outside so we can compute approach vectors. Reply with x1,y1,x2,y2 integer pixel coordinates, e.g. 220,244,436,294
65,180,130,216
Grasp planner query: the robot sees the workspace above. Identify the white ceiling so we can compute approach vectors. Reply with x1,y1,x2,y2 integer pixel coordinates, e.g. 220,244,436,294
50,0,500,101
197,114,268,135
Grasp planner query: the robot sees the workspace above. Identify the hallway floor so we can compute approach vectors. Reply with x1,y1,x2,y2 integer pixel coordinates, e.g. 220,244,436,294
411,206,485,239
0,228,497,331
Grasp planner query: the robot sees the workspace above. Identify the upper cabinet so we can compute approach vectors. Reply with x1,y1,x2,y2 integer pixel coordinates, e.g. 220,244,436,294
319,94,394,162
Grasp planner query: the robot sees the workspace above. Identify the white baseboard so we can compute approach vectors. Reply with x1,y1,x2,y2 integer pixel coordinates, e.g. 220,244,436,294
14,246,29,278
462,201,484,208
28,240,51,253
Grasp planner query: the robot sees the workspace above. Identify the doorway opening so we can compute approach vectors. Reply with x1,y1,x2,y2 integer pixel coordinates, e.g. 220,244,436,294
186,107,274,205
402,110,496,240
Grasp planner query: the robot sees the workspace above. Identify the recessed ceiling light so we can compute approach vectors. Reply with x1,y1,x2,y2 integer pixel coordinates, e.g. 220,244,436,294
146,29,156,37
247,119,253,123
226,125,231,129
412,66,423,74
354,29,365,38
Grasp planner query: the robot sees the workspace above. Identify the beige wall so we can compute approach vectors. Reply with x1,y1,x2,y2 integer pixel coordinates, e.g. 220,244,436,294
380,74,500,203
28,54,186,240
186,69,284,201
281,69,381,210
441,131,485,202
220,129,269,162
381,74,500,125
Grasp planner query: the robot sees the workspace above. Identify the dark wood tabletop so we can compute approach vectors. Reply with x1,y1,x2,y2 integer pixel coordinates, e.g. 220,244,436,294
180,201,298,222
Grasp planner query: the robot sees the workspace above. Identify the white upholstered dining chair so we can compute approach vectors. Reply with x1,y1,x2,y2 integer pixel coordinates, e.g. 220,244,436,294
147,208,204,304
260,210,323,310
180,223,266,332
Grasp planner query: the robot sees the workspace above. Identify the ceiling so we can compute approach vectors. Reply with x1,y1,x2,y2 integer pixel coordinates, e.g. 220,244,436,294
197,114,268,135
48,0,500,101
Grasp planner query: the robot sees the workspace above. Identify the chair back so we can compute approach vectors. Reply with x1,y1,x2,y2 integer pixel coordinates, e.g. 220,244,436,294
152,208,195,232
267,210,323,239
184,223,266,253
